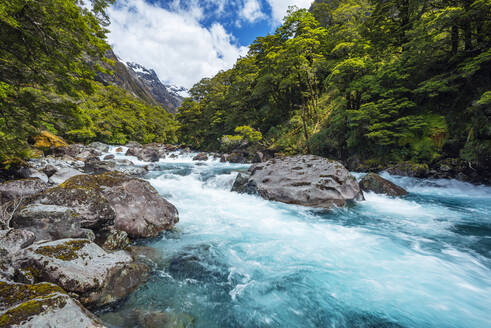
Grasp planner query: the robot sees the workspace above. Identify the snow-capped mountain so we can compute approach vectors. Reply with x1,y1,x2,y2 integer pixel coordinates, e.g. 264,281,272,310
127,62,187,113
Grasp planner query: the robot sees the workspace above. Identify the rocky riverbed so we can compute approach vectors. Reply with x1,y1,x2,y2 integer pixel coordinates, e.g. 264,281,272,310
1,139,490,328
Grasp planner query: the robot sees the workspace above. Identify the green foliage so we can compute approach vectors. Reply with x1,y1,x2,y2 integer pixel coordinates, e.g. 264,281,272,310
178,0,491,169
0,0,178,164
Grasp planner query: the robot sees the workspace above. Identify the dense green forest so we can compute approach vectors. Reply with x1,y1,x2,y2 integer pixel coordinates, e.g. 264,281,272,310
0,0,178,164
177,0,491,170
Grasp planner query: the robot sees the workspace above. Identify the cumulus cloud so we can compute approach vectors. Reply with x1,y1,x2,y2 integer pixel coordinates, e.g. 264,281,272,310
265,0,314,24
107,0,248,88
239,0,266,23
106,0,314,88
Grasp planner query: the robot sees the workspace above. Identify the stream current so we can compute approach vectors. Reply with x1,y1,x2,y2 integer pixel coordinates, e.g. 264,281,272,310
100,148,491,328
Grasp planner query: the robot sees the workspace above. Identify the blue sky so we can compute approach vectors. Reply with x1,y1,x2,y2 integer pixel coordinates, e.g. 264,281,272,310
107,0,314,88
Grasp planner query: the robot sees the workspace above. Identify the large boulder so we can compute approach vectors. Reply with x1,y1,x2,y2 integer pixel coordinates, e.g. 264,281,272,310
13,238,149,308
0,178,49,205
359,173,408,196
0,281,105,328
235,155,364,208
25,172,178,238
10,205,95,242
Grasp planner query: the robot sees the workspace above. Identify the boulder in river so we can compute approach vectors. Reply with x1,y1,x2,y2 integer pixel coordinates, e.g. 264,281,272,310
13,238,150,308
359,173,408,196
193,152,209,161
25,172,178,238
87,142,110,153
0,281,105,327
234,155,364,208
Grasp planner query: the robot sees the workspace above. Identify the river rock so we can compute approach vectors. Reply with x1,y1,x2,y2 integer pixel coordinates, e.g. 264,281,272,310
359,173,408,196
0,178,49,205
137,148,160,162
87,142,110,153
0,281,105,328
229,152,247,163
0,229,35,254
48,167,84,185
25,172,178,238
193,152,208,161
13,239,149,308
386,162,429,178
84,157,116,174
125,146,142,157
102,229,130,251
236,155,364,208
10,204,95,242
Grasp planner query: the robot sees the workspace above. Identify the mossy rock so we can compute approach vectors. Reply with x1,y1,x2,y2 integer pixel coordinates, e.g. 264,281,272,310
0,281,104,327
33,131,68,152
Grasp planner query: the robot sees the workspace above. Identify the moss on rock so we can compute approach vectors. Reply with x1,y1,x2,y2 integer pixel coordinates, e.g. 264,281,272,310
34,239,90,261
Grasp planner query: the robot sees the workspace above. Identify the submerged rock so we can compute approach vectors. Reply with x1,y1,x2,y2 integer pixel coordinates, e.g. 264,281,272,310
13,238,149,308
359,173,408,196
0,178,48,205
234,155,364,208
0,281,105,328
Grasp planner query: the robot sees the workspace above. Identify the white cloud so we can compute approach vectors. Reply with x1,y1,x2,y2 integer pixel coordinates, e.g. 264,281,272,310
265,0,314,24
107,0,248,88
239,0,266,23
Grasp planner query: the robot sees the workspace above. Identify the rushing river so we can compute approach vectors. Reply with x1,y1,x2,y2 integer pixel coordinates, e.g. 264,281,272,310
100,148,491,328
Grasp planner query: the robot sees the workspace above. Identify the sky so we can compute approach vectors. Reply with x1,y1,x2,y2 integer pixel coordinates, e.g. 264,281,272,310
107,0,314,88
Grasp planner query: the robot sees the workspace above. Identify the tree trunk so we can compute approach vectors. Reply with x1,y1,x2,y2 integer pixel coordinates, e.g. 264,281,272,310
302,105,310,153
451,26,459,55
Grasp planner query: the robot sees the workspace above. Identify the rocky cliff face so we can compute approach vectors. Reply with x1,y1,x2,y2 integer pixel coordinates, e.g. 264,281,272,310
95,50,186,114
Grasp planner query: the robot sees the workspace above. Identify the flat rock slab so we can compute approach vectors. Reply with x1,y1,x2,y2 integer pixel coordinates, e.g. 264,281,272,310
0,281,104,328
14,239,149,308
239,155,364,208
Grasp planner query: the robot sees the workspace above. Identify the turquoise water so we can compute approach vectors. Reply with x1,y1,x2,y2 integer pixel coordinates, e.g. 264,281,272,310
102,150,491,328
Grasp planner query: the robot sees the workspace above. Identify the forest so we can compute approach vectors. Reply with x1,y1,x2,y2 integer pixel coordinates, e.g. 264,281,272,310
0,0,490,173
177,0,491,171
0,0,178,165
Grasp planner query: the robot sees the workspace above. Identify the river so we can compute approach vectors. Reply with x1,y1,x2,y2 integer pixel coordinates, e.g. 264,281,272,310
100,148,491,328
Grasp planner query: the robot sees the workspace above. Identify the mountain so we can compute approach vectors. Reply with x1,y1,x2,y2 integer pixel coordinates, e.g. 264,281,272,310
126,62,186,113
95,50,185,114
